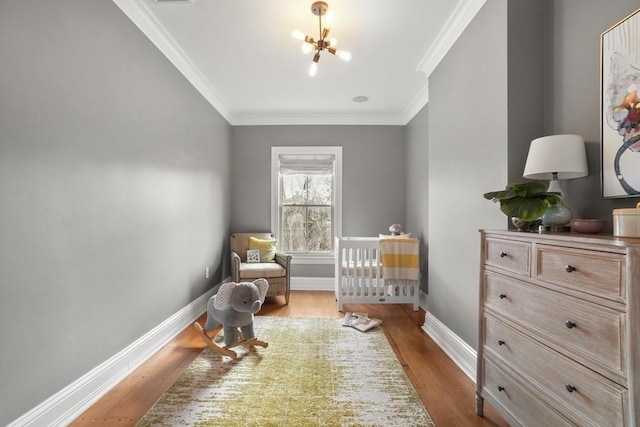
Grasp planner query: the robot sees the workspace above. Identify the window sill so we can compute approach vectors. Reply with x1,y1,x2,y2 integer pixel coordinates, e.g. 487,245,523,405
289,254,335,265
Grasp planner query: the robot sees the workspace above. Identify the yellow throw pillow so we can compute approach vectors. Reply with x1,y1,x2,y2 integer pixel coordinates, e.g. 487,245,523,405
248,237,277,263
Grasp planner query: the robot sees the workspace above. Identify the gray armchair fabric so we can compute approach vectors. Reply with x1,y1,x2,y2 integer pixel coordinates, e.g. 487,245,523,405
230,232,292,304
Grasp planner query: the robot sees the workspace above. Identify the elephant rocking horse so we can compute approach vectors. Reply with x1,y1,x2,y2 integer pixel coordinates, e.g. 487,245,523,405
193,278,269,359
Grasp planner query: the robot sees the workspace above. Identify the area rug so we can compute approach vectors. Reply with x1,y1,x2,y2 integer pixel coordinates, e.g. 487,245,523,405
137,317,435,426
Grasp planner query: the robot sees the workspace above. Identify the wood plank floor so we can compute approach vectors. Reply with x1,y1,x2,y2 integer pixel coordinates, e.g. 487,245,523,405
70,291,508,426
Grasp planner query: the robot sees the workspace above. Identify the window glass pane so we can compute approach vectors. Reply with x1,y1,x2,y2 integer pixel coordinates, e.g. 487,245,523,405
281,206,306,252
306,207,332,252
281,174,306,205
307,175,332,205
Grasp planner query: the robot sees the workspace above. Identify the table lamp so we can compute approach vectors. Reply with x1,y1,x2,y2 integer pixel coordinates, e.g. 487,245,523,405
523,134,588,229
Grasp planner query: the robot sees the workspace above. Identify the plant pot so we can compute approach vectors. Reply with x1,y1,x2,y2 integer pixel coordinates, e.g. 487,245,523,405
511,217,542,232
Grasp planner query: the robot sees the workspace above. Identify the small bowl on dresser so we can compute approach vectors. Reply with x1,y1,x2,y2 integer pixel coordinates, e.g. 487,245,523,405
570,219,606,234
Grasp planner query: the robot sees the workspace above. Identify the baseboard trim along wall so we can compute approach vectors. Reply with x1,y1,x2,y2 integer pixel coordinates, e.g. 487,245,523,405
290,276,334,291
10,277,468,426
422,313,477,382
7,283,222,427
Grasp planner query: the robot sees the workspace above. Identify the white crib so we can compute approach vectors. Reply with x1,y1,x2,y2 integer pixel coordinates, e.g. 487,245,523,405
334,237,420,311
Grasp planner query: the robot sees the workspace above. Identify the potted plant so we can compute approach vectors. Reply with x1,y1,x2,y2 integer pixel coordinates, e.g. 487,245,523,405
483,180,562,231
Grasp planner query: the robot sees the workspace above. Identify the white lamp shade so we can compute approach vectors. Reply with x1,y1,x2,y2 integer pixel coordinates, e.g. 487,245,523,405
523,134,588,180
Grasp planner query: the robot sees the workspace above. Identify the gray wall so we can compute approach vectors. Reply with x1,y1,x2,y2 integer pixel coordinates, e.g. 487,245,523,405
507,0,547,184
230,125,406,277
405,105,429,292
427,0,509,348
0,1,231,424
547,0,640,223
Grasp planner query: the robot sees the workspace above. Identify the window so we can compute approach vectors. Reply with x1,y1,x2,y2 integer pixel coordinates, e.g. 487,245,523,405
271,147,342,263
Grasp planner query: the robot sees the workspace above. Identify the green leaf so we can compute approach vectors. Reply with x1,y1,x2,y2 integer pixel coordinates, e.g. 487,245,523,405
483,180,562,221
500,198,548,221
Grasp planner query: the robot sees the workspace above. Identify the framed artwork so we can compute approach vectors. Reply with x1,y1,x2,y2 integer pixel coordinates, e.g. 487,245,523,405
246,249,261,263
600,8,640,198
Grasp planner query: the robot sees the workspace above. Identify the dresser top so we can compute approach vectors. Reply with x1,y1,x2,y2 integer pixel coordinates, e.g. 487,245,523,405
480,229,640,249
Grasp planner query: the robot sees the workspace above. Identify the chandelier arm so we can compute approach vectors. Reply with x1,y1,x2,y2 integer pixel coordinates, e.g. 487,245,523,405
304,36,317,49
323,28,330,42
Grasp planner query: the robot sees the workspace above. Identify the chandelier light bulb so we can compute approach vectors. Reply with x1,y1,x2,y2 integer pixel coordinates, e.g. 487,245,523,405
301,43,313,54
337,50,352,62
309,62,318,77
329,37,337,47
291,30,305,41
325,10,334,25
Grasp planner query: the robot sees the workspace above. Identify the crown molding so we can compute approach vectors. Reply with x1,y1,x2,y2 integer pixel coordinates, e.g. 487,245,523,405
112,0,233,122
416,0,487,79
402,0,487,123
401,82,429,125
114,0,486,126
232,112,406,126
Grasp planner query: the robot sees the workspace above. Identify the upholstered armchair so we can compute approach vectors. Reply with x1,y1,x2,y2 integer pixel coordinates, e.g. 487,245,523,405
230,232,292,304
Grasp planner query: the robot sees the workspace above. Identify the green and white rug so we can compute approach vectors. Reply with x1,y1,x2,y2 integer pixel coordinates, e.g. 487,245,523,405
137,317,435,426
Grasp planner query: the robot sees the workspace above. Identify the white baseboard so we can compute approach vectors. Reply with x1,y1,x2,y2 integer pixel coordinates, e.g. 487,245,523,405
422,312,477,382
290,276,334,291
8,283,222,427
419,291,428,310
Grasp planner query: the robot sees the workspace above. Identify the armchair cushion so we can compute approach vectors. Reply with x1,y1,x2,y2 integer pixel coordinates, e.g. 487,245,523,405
248,236,277,263
239,262,286,279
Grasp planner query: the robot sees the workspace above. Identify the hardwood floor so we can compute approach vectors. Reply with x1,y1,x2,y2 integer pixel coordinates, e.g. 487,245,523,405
70,291,508,426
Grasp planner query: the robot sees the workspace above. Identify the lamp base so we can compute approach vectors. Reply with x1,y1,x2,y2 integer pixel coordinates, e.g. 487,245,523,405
541,178,572,227
541,203,572,227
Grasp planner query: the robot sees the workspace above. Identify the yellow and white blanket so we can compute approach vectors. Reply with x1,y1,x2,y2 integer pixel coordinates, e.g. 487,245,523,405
380,238,420,281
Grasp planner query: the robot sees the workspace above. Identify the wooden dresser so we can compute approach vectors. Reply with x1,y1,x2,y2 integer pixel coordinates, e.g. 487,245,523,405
476,230,639,426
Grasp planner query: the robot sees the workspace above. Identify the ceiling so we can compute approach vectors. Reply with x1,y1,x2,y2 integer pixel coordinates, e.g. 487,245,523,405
114,0,486,125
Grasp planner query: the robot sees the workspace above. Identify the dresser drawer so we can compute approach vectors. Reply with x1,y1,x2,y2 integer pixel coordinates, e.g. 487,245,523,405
484,272,626,379
535,245,625,301
483,314,628,427
482,357,576,427
484,238,530,276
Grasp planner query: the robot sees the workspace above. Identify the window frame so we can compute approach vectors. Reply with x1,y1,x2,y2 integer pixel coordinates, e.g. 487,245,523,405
271,146,342,265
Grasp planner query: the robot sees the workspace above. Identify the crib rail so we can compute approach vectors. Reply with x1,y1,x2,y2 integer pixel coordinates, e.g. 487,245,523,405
335,237,420,311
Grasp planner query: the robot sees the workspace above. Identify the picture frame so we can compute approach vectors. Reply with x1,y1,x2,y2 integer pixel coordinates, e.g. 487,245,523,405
246,249,261,263
600,8,640,198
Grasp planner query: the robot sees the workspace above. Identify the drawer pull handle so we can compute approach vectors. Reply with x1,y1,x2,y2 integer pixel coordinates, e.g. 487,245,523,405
497,386,505,392
499,293,507,299
565,384,577,393
565,320,576,329
498,340,505,346
499,251,507,258
565,265,576,273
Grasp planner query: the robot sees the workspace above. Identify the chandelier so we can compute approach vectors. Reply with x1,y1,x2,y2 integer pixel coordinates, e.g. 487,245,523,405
292,1,351,77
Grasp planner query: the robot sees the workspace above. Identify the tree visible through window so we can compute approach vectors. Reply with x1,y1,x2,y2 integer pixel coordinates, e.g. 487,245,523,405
281,174,332,253
271,147,342,258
